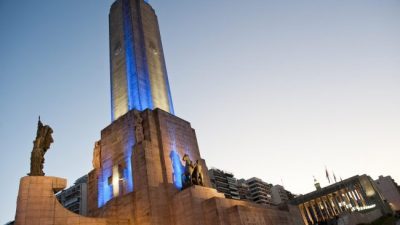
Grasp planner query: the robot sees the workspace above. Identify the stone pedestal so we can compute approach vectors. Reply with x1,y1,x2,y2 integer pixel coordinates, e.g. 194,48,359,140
172,185,225,225
14,176,129,225
83,109,304,225
171,185,304,225
14,109,304,225
87,109,213,224
14,175,302,225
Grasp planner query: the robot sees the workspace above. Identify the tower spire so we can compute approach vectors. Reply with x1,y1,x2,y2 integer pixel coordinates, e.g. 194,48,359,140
109,0,174,121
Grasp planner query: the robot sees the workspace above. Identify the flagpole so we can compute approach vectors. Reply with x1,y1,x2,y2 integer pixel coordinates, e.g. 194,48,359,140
325,166,331,184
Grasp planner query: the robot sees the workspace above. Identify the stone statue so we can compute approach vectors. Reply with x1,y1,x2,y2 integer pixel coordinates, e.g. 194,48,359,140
182,154,194,188
92,141,101,169
28,117,53,176
133,111,144,144
192,160,204,186
181,154,204,189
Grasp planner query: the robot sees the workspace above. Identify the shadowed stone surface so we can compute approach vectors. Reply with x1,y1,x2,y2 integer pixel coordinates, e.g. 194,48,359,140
14,109,304,225
85,109,304,225
14,176,129,225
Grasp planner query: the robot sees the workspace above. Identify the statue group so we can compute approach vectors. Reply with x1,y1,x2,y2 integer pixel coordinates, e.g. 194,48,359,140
181,154,204,189
28,118,53,176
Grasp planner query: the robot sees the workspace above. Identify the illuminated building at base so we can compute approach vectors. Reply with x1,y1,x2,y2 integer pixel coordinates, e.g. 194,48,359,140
291,175,392,225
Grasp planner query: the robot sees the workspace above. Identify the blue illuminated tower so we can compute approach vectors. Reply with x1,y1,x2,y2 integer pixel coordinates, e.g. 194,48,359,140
109,0,174,121
90,0,289,222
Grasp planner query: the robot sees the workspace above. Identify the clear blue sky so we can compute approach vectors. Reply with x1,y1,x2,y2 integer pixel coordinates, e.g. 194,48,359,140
1,0,399,223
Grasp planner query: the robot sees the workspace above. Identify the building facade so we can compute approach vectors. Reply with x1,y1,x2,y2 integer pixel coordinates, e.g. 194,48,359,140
109,0,174,121
291,174,392,225
246,177,273,206
375,175,400,212
209,172,296,206
237,179,251,201
208,168,240,199
271,185,290,205
56,175,88,216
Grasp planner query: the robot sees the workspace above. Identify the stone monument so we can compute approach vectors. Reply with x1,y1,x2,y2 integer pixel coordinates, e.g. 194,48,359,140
13,0,304,224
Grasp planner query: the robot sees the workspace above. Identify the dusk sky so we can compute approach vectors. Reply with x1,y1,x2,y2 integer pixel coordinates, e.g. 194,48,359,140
1,0,399,223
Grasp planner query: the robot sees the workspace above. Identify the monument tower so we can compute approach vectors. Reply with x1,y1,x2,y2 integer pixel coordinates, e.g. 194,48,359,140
109,0,174,121
86,1,214,223
14,0,303,224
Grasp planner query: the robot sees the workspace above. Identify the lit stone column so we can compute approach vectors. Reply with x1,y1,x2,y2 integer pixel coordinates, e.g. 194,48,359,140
311,201,320,223
355,186,367,207
326,194,338,216
319,198,328,220
345,188,355,209
315,199,326,221
318,198,328,219
329,194,341,215
299,204,310,225
336,192,346,212
337,190,347,211
349,188,360,208
344,188,353,211
330,193,338,213
305,202,315,225
339,189,349,208
327,196,335,217
326,195,335,215
322,196,333,218
327,195,335,215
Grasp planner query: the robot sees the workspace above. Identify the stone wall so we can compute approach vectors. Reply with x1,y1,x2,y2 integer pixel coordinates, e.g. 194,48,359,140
337,209,382,225
173,185,303,225
15,175,303,225
88,109,212,224
14,176,129,225
68,108,303,225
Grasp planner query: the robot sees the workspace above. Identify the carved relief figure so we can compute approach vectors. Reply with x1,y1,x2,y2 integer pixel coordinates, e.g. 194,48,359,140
133,111,144,144
28,117,53,176
92,141,102,169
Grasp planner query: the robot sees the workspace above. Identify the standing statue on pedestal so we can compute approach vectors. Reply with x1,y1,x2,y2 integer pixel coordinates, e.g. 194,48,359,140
181,154,204,189
28,117,54,176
